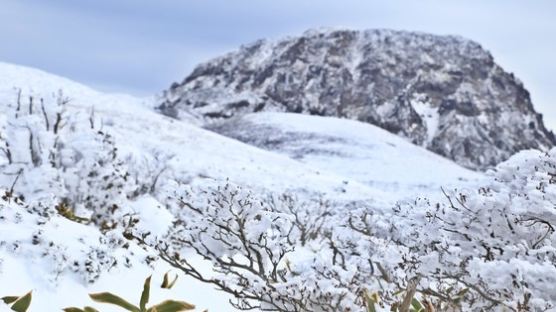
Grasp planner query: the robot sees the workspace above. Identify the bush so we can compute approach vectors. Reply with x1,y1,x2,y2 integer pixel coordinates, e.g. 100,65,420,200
124,150,556,311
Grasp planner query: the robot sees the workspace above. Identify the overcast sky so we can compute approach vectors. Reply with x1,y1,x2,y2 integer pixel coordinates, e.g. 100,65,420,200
1,0,555,127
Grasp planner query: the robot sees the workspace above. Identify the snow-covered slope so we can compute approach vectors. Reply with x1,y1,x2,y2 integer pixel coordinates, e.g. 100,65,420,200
0,62,388,203
0,62,483,311
209,112,482,198
0,63,490,311
0,62,243,311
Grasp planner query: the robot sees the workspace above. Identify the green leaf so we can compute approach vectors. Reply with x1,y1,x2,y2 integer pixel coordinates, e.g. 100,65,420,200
64,306,100,312
411,298,423,312
10,291,32,312
1,296,19,305
453,288,470,304
140,276,152,312
455,288,469,298
147,300,195,312
89,292,140,312
161,272,178,290
364,292,377,312
63,307,99,312
161,272,169,288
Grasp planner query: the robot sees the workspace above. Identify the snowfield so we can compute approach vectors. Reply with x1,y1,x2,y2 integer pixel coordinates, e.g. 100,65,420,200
207,112,482,198
0,61,555,312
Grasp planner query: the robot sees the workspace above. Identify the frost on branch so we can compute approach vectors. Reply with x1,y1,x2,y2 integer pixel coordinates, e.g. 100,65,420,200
144,149,556,311
145,183,403,311
387,149,556,311
159,184,300,311
143,183,344,311
0,89,143,229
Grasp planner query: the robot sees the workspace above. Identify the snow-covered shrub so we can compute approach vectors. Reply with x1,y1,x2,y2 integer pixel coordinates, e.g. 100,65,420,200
125,150,174,200
0,89,142,229
129,183,377,311
312,149,556,311
156,183,307,311
0,89,181,288
0,188,131,285
386,149,556,311
143,149,556,311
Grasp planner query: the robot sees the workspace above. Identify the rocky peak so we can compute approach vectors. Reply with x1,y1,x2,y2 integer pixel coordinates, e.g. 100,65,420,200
158,28,555,169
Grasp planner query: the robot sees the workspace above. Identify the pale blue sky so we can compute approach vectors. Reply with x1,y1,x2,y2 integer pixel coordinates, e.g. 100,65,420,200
1,0,555,127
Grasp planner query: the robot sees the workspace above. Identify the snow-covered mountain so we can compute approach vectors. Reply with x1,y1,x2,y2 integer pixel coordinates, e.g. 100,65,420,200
0,61,480,311
1,29,556,312
159,28,555,170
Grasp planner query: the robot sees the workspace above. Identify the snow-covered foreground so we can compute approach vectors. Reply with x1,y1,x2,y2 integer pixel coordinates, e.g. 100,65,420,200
0,61,476,311
0,195,233,311
1,61,555,311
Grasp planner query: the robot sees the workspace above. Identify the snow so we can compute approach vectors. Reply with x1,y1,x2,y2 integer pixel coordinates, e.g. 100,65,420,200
0,251,232,311
0,61,412,311
0,62,389,203
0,62,261,311
0,60,519,311
411,95,439,144
211,112,482,199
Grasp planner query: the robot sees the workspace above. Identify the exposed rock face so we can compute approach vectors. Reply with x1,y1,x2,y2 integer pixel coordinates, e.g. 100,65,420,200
159,28,555,169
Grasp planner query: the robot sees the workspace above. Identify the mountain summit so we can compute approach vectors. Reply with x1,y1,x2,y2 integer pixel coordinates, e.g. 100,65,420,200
159,28,554,169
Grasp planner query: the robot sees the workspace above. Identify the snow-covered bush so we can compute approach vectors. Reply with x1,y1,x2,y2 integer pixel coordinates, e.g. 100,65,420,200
0,89,143,229
138,183,403,311
386,149,556,311
0,89,182,288
157,183,306,311
309,149,556,311
0,187,132,285
142,149,556,311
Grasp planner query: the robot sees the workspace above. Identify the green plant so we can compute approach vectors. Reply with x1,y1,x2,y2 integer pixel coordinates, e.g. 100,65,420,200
409,298,424,312
160,272,178,290
1,291,32,312
56,201,90,224
363,290,379,312
62,308,99,312
64,275,195,312
363,289,433,312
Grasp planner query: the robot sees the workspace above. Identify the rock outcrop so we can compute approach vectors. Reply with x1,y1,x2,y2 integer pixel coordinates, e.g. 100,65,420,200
159,28,554,169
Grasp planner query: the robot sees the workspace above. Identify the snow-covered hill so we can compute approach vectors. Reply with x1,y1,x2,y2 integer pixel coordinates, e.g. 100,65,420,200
208,112,481,198
0,62,484,311
0,62,238,311
0,62,384,203
1,53,556,310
